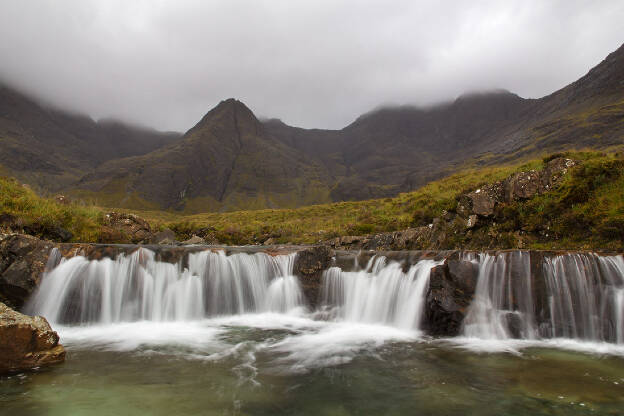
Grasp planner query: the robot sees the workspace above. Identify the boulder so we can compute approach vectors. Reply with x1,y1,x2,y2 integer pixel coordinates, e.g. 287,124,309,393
0,234,54,309
293,246,334,306
424,255,478,336
100,212,152,244
0,302,65,374
505,170,542,200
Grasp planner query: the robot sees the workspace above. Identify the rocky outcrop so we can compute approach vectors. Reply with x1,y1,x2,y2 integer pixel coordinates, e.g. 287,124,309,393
99,212,152,244
0,302,65,374
327,158,577,251
0,234,55,309
457,157,577,218
293,246,334,307
424,254,479,336
0,213,73,242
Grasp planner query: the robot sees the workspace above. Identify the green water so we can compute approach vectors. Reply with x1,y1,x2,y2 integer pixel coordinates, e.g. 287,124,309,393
1,319,623,416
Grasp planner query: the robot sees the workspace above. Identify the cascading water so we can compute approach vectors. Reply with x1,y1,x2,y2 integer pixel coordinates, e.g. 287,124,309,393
462,251,624,344
462,251,536,339
320,256,441,331
26,248,303,324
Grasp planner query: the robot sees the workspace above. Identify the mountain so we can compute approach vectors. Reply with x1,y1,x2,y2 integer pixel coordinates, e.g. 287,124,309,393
74,99,333,211
4,43,624,212
0,84,181,191
268,43,624,201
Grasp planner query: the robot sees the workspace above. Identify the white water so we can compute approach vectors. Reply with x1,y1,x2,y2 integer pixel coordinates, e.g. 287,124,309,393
25,248,624,362
320,256,441,331
27,248,302,324
461,251,624,345
463,251,536,339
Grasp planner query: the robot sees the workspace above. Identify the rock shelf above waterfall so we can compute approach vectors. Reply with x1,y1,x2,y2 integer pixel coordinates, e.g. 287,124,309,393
1,233,623,345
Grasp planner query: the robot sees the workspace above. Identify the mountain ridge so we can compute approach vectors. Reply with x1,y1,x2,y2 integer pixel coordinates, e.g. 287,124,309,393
2,42,624,212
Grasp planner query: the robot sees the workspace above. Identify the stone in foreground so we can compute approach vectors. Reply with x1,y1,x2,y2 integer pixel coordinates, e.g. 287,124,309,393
0,302,65,374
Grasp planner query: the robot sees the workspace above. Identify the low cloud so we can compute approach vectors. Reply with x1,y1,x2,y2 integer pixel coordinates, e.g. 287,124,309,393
1,0,623,131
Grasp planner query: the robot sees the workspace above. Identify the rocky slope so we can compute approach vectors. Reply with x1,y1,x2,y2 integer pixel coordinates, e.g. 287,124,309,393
326,157,578,251
0,84,181,192
75,99,333,211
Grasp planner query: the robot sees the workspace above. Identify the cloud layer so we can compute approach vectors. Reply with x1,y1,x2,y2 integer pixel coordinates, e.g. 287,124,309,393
1,0,623,131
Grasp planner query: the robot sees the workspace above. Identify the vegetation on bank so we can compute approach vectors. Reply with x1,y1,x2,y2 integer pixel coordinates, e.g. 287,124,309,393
0,177,102,242
141,151,624,250
1,150,623,250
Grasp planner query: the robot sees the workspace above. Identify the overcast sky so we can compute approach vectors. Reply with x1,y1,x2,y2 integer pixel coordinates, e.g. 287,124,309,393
1,0,623,132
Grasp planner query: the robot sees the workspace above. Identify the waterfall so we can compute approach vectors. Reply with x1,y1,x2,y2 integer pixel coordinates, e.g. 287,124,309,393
463,251,536,339
320,256,441,331
543,254,624,342
462,252,624,343
26,248,302,325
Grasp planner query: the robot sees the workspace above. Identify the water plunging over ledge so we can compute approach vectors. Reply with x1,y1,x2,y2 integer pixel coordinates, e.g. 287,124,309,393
3,246,624,415
25,247,624,346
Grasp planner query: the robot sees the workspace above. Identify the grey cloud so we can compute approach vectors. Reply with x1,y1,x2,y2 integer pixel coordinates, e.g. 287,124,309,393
0,0,623,131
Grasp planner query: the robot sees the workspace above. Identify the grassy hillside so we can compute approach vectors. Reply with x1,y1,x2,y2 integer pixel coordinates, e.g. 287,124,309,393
123,151,614,249
0,177,103,242
2,150,623,250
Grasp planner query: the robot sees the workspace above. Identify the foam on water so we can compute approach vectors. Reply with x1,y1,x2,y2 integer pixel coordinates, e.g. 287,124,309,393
25,247,624,365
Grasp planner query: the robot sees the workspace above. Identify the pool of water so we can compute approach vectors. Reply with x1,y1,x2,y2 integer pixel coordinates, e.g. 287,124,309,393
2,313,624,416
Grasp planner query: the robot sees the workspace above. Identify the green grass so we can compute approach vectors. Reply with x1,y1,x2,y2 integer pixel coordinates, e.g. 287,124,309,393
0,177,103,242
132,158,544,245
3,150,623,250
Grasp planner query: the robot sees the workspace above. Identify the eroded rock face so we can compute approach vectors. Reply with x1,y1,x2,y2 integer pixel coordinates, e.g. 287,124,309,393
293,246,334,307
0,302,65,374
100,212,152,244
424,254,479,336
0,234,54,309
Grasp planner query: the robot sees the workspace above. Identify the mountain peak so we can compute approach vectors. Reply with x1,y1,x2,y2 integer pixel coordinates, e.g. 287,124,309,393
184,98,261,141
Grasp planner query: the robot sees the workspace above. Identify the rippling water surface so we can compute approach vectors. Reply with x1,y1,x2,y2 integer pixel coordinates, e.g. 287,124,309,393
2,312,624,416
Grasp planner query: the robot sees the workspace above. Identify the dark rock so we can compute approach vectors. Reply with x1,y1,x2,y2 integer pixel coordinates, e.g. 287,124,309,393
0,302,65,374
424,255,478,336
504,170,542,200
23,223,73,243
293,246,334,307
0,234,54,309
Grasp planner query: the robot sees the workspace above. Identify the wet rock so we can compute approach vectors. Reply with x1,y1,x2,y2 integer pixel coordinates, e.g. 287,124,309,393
100,212,152,244
0,234,54,309
424,254,478,336
293,246,334,306
0,302,65,374
181,235,206,245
